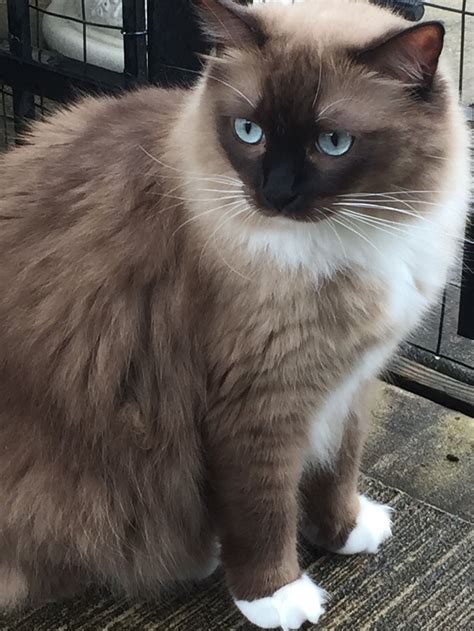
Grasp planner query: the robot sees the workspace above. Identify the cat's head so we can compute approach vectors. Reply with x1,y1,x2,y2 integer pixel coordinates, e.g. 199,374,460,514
190,0,459,228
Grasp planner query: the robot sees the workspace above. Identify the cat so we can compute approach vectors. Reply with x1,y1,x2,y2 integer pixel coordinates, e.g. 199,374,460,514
0,0,470,628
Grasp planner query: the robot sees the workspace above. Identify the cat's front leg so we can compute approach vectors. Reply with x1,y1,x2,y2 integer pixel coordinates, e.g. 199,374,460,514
204,410,325,629
301,404,392,555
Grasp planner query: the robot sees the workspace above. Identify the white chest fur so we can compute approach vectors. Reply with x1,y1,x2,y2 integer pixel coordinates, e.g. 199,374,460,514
233,184,468,469
307,207,460,467
307,271,425,467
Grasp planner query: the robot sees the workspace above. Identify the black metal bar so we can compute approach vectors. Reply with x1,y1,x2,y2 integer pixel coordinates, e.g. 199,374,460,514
7,0,35,135
458,209,474,340
28,4,123,31
33,0,40,49
12,88,35,131
0,44,125,103
435,287,447,356
7,0,32,58
455,9,471,333
458,0,467,96
123,0,148,87
147,0,209,87
1,85,10,147
424,2,474,18
372,0,424,21
81,0,87,65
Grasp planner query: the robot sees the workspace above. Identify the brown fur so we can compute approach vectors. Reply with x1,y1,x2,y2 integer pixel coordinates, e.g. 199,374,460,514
300,387,373,551
0,0,468,612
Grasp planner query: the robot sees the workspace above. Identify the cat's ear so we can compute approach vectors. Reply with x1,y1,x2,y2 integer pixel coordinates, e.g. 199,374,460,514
194,0,266,50
357,22,445,89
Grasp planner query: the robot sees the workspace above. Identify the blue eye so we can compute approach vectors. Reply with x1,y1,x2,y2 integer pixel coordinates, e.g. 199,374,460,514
233,118,264,145
317,131,354,156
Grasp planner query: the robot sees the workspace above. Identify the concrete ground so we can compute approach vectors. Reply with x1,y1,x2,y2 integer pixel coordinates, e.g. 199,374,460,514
366,382,473,522
0,381,471,630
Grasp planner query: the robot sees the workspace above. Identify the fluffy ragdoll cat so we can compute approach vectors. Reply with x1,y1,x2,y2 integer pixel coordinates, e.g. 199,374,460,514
0,0,470,628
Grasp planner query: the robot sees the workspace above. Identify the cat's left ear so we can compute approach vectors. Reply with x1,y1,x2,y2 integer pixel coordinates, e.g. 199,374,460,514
194,0,266,50
357,21,445,89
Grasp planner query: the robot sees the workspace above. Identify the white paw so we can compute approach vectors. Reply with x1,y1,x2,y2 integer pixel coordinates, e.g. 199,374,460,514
235,574,326,630
338,495,393,555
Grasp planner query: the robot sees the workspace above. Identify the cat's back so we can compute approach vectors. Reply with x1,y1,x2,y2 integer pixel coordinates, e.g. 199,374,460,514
0,85,202,434
0,86,187,207
0,86,194,383
0,85,190,280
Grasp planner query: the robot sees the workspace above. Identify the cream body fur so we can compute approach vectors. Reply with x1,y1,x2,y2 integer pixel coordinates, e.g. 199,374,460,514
176,1,470,465
0,0,470,629
172,3,470,623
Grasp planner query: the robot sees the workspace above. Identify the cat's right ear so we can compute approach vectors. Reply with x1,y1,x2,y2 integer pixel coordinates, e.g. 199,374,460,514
194,0,267,51
356,22,445,90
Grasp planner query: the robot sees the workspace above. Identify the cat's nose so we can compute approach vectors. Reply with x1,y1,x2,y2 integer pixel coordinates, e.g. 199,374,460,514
260,164,302,212
262,190,300,212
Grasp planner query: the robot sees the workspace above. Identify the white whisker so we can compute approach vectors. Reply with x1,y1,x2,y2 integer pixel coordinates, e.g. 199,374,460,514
340,210,411,238
312,62,323,109
340,209,472,249
198,204,247,268
338,190,444,197
169,198,247,241
340,197,440,207
199,205,254,282
323,210,347,258
138,144,241,186
330,214,383,256
161,173,241,186
163,64,256,109
333,201,426,221
426,154,450,162
339,204,472,245
341,209,416,230
198,188,246,194
161,193,248,203
316,97,353,121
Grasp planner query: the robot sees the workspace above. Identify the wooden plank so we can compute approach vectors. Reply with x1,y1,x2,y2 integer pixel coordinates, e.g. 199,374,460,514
385,355,474,417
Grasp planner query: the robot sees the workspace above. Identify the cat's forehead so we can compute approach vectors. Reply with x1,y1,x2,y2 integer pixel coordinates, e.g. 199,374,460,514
207,1,414,130
209,41,394,135
253,0,407,50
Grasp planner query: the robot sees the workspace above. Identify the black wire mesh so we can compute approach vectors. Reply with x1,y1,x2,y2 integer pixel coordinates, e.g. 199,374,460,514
0,81,54,151
0,83,14,150
416,1,474,373
28,0,139,73
0,0,473,381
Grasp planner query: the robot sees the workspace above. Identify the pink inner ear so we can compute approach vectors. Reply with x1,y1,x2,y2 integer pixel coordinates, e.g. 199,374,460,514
405,24,444,73
358,22,445,86
195,0,265,50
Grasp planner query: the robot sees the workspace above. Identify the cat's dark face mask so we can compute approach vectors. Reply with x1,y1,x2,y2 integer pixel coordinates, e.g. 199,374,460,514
197,0,448,224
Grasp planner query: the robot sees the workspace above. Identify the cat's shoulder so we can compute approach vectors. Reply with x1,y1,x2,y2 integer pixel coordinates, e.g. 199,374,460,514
11,86,186,155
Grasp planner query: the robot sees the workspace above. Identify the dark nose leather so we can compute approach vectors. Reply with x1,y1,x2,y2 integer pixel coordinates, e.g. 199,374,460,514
261,165,300,212
262,190,299,212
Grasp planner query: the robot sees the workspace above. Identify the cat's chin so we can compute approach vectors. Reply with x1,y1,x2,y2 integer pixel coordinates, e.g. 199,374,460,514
253,203,333,225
